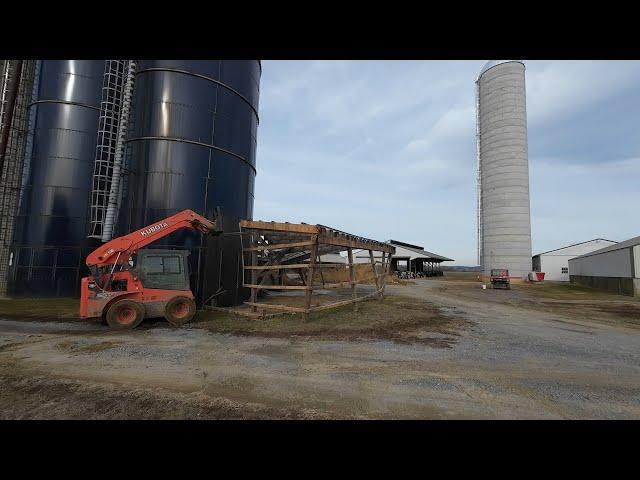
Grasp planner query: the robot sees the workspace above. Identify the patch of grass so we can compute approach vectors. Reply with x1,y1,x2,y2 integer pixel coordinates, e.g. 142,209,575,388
0,298,78,319
437,272,481,282
516,281,639,302
190,295,473,347
506,282,640,328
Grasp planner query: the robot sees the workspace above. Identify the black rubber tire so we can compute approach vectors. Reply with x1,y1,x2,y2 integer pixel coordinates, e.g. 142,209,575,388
105,299,145,330
164,296,196,327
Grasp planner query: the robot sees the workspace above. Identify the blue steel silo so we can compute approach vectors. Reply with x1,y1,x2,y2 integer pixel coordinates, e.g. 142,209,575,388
117,60,260,307
9,60,104,296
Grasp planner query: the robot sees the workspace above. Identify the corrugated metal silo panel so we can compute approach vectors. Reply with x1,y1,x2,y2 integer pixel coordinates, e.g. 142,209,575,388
477,60,532,279
118,60,260,307
10,60,104,296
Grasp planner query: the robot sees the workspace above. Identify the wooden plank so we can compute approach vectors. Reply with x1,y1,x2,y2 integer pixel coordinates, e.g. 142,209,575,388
243,241,315,252
240,220,394,254
311,281,356,290
243,284,309,290
317,233,394,253
241,288,384,316
244,263,348,270
256,259,278,287
240,221,394,254
310,288,383,312
203,305,282,319
240,220,319,235
243,302,308,313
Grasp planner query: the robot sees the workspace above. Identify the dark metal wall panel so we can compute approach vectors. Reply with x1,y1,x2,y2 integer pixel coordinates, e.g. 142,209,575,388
0,60,36,297
118,60,260,307
9,60,103,296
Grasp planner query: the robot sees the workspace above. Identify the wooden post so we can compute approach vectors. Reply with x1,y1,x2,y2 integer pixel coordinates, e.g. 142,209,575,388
380,252,387,297
385,252,392,293
369,249,381,298
304,235,318,320
347,247,357,312
317,252,325,287
250,233,258,312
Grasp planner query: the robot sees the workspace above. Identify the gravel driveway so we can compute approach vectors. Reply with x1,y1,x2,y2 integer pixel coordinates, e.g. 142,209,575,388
1,279,639,419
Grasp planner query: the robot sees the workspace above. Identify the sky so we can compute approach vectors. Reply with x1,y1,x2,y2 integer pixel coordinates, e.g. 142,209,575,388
254,61,640,265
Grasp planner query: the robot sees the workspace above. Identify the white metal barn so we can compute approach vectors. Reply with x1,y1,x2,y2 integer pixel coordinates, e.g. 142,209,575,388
568,235,640,297
532,239,617,281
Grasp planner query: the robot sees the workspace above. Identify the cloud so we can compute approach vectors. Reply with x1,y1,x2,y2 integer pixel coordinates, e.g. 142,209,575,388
256,61,640,266
526,60,640,129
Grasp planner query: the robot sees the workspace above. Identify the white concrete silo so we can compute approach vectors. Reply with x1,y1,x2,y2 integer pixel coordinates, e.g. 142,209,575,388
476,60,532,279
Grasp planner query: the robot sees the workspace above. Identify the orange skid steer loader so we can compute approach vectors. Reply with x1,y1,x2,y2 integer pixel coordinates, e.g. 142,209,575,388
80,209,222,329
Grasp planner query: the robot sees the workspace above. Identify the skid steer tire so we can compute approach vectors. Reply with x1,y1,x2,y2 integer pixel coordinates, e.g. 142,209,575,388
164,296,196,327
106,300,145,330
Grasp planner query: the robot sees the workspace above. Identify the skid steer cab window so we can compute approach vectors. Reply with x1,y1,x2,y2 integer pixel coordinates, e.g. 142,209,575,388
144,255,181,275
138,250,190,291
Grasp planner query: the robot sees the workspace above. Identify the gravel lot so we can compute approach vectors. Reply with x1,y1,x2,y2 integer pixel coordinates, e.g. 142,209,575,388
1,277,639,419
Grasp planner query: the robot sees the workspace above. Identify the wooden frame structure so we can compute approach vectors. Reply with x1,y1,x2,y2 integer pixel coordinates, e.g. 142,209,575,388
238,220,395,319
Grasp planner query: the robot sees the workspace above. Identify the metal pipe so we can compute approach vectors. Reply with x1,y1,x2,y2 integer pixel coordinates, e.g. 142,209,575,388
17,60,40,212
475,74,482,268
101,60,136,242
0,61,8,123
0,60,23,175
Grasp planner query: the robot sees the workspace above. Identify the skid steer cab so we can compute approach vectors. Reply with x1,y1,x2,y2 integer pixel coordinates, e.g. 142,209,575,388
80,209,221,330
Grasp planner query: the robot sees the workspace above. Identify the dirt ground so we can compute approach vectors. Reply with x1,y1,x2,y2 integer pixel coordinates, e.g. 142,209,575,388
1,274,639,419
192,296,473,348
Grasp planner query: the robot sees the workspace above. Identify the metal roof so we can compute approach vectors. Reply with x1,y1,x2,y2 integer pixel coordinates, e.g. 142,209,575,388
388,240,424,250
571,235,640,261
477,60,524,81
532,238,618,257
387,241,454,262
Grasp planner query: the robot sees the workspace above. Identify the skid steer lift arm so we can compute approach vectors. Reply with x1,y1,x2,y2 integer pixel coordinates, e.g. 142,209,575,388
86,209,222,269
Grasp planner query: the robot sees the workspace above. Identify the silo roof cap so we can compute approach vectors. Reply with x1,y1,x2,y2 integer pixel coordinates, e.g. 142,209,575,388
477,60,524,80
